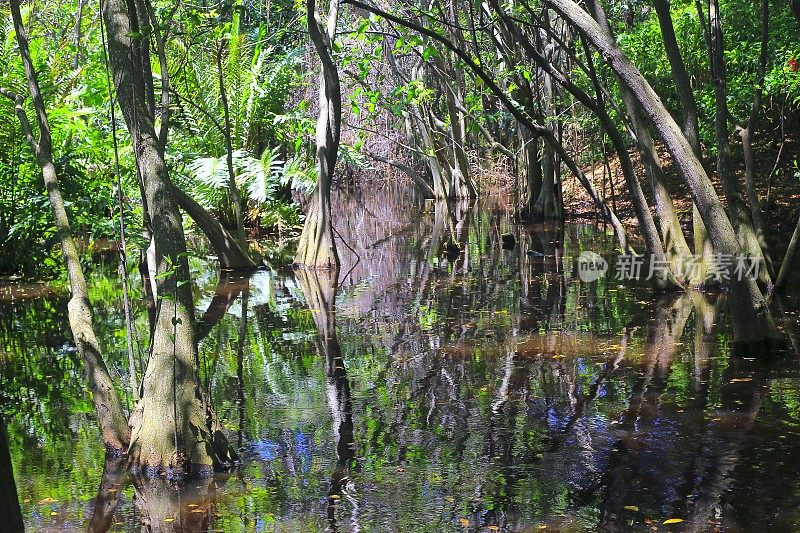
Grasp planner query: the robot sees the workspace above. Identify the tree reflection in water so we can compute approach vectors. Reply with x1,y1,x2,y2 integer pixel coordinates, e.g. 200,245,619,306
1,184,800,531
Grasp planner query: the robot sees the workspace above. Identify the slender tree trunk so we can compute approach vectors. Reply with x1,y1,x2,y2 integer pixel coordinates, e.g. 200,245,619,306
295,0,342,270
216,41,248,249
444,81,474,199
533,74,558,219
4,0,129,453
707,0,774,286
775,213,800,291
73,0,85,70
519,131,543,220
545,0,779,346
654,0,713,286
346,0,632,251
102,0,236,475
736,0,770,267
583,0,688,287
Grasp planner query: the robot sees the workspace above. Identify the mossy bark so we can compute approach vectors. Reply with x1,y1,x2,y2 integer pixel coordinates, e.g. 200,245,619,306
102,0,236,476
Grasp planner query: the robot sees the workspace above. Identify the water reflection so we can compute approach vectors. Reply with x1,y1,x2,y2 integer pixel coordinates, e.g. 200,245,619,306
1,185,800,531
0,414,24,531
297,269,358,532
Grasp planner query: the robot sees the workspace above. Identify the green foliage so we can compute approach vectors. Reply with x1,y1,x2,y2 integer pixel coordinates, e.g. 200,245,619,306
0,2,133,277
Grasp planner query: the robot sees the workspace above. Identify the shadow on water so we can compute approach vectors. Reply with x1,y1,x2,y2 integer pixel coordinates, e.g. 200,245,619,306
2,182,800,531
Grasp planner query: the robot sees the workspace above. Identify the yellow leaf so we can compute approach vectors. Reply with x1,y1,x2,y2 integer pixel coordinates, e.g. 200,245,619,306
50,512,58,516
663,518,684,524
488,526,500,531
164,518,174,522
459,518,469,527
624,505,639,512
38,497,56,504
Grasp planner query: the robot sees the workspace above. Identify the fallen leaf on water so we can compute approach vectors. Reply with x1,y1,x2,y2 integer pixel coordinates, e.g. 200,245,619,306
663,518,684,524
50,512,58,516
330,494,341,500
459,518,469,527
624,505,639,512
190,509,206,513
488,526,500,531
164,518,174,522
23,499,30,503
188,504,198,508
730,378,752,383
38,497,56,504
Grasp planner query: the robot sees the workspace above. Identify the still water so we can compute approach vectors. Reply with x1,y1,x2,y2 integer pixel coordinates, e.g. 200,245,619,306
2,188,800,532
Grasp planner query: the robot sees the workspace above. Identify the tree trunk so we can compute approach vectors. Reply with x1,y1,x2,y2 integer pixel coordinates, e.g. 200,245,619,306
533,74,559,219
736,0,771,270
584,0,688,287
5,0,129,453
707,0,773,286
775,213,800,291
518,131,543,220
654,0,713,286
217,41,248,249
346,0,632,251
545,0,779,346
295,0,342,270
443,73,476,199
102,0,236,475
171,185,256,270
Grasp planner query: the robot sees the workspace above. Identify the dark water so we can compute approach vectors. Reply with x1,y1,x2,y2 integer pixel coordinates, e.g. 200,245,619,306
2,186,800,532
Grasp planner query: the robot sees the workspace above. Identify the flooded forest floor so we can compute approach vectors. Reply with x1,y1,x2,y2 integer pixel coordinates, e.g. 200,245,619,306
1,181,800,531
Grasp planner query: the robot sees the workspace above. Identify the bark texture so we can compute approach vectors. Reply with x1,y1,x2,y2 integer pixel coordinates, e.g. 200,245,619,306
102,0,236,475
